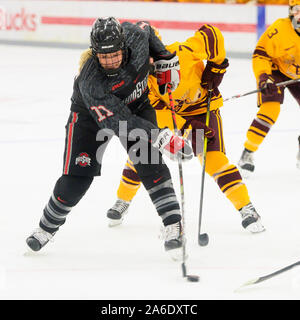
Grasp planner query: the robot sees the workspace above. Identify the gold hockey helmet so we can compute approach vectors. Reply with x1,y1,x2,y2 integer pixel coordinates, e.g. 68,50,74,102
289,0,300,6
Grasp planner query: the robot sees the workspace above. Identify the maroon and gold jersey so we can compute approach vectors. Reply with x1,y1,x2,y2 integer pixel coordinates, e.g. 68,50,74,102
253,18,300,80
149,24,226,118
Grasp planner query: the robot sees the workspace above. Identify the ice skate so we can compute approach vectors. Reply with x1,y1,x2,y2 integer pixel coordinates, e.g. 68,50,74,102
107,199,131,227
26,227,55,252
161,221,185,261
239,203,265,233
238,148,255,178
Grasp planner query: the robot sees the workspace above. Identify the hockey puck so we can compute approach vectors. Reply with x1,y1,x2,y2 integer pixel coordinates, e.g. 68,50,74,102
187,275,200,282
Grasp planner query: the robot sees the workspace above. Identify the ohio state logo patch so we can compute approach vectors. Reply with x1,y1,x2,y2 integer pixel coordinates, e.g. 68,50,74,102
75,152,91,167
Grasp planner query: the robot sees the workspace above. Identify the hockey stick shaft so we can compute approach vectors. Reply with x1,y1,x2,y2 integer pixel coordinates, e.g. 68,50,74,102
167,85,187,275
198,89,213,246
223,78,300,102
238,260,300,289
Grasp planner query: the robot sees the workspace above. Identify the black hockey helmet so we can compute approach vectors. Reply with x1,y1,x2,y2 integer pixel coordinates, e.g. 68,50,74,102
90,17,125,55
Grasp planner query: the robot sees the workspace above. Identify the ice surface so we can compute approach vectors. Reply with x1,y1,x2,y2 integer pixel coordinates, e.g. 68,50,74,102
0,44,299,300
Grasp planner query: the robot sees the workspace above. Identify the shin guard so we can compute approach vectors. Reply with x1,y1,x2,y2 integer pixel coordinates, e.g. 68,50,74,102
244,101,280,152
40,175,93,233
117,158,142,202
136,163,181,226
202,151,250,210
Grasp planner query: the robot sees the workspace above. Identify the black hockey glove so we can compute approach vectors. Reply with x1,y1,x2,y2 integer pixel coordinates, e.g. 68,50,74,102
154,52,180,95
152,128,193,162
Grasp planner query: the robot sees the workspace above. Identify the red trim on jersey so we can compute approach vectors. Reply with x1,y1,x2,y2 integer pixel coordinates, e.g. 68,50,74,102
41,16,256,33
63,112,78,175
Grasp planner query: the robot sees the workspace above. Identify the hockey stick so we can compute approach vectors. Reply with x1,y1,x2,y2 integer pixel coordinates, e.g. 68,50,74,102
197,88,213,247
223,78,300,103
167,85,199,283
236,260,300,291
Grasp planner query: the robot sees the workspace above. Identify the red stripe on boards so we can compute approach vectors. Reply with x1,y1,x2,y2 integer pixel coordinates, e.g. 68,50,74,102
41,16,256,33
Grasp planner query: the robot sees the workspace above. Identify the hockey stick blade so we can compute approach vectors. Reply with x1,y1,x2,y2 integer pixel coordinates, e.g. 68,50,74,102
182,263,200,282
198,233,209,246
186,275,200,282
235,260,300,291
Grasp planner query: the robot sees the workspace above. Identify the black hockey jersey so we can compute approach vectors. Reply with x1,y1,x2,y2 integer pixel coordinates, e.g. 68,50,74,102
70,21,171,138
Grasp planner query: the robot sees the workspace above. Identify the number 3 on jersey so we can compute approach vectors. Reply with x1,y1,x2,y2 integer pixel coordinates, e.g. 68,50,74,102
90,105,114,122
267,28,278,39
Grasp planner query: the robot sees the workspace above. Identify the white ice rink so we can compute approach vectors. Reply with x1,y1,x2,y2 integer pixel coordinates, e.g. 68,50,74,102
0,43,300,300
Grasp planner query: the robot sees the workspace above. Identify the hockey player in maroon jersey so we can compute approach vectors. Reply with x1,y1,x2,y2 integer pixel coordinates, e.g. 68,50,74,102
238,1,300,175
105,24,265,234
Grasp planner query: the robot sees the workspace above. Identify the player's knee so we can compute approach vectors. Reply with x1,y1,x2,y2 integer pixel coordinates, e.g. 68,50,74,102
258,101,280,123
53,175,94,206
134,163,171,190
200,151,229,176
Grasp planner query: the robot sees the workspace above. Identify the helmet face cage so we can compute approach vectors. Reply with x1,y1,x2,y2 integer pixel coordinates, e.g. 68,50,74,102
289,0,300,6
289,3,300,30
97,51,123,73
90,17,125,56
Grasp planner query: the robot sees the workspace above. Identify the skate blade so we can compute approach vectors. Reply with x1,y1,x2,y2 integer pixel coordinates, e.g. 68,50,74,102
238,167,253,179
23,245,44,256
24,249,39,256
246,221,266,233
108,218,123,228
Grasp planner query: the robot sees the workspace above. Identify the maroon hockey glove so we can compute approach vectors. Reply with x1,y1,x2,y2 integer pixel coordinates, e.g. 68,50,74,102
258,73,277,96
201,58,229,90
182,119,215,140
180,118,215,155
154,52,180,95
153,128,193,161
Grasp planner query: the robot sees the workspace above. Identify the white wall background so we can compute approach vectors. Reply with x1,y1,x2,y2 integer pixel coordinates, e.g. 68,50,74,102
0,1,289,54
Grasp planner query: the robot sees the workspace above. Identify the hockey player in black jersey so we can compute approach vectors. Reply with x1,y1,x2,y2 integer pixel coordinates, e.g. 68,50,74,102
26,17,193,255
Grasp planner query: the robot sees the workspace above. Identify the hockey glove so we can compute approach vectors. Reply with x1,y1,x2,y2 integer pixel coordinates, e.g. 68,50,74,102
258,73,277,96
201,58,229,90
152,128,193,162
180,118,215,156
182,119,215,140
154,52,180,95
